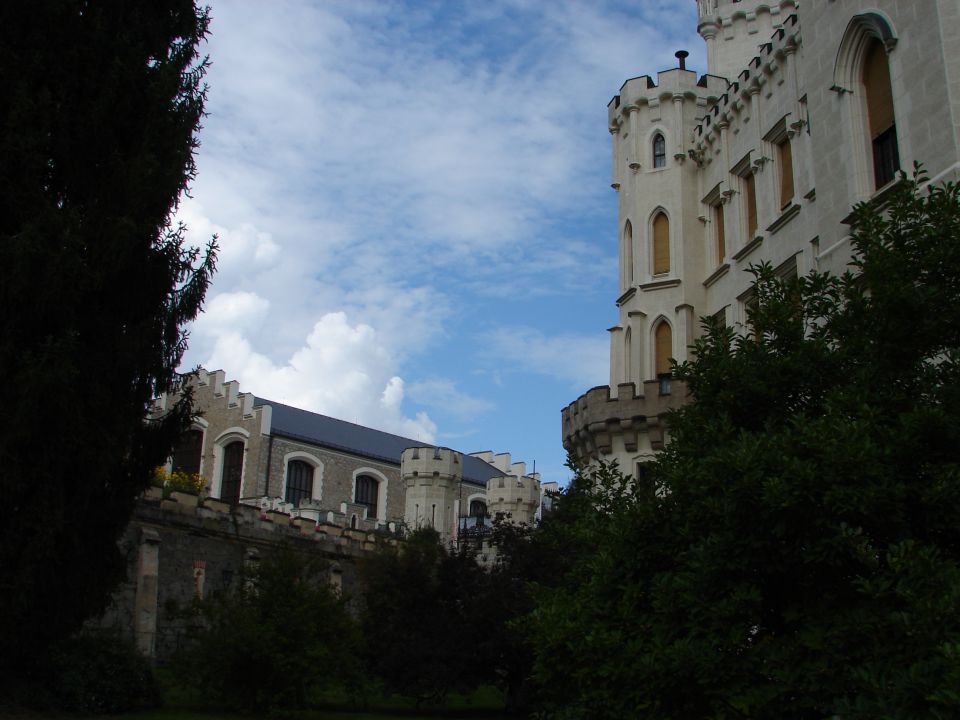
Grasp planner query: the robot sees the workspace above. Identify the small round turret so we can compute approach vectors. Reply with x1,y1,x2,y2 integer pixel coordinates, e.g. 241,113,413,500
401,447,463,543
486,466,541,527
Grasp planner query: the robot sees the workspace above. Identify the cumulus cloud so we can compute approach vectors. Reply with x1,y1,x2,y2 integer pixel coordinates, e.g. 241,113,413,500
203,311,437,442
174,1,704,477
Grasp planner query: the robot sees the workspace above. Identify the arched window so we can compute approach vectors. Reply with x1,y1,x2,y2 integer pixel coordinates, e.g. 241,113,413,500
624,327,633,384
652,212,670,275
172,428,203,475
623,220,634,286
863,38,899,188
285,460,314,507
355,474,378,518
469,499,487,519
652,133,666,168
654,321,673,380
219,441,244,504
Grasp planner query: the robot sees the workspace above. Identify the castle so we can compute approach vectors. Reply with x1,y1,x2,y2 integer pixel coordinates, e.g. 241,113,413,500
563,0,960,474
156,368,548,545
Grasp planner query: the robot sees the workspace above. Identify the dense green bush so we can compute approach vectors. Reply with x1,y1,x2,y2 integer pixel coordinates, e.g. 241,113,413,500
52,633,161,713
174,546,364,712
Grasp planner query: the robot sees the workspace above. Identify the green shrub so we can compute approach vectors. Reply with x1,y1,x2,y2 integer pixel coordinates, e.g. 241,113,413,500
52,633,161,713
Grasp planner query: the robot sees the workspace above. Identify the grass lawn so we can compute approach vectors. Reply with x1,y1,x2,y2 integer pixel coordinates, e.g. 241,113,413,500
103,684,521,720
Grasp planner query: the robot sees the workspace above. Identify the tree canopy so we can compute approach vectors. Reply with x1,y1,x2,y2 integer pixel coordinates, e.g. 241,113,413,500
0,0,216,680
527,172,960,719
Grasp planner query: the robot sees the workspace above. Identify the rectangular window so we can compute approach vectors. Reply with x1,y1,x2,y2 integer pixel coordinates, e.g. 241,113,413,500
872,125,900,188
778,138,794,208
714,202,725,263
744,172,758,240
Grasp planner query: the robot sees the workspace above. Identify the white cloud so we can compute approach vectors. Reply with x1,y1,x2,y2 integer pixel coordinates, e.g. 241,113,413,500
485,326,609,388
406,378,496,420
202,311,437,442
172,0,703,479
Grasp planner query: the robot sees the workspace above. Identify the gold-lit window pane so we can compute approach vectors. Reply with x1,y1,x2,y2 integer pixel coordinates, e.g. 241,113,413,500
715,203,725,263
745,173,757,239
779,139,794,208
864,40,894,139
654,322,672,376
653,213,670,274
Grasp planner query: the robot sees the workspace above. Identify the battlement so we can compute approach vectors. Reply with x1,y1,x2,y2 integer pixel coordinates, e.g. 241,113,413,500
693,14,800,150
139,487,401,554
608,69,726,129
562,380,690,460
696,1,798,81
401,446,463,483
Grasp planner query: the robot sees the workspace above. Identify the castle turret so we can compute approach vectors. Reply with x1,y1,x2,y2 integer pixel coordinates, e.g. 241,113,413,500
696,0,797,80
484,452,541,526
401,447,463,544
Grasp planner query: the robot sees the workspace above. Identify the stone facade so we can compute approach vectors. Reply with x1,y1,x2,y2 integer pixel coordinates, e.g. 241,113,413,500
156,368,542,544
97,492,373,662
564,0,960,473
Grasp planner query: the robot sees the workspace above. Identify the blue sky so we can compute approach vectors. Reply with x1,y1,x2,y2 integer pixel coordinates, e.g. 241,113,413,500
179,0,706,485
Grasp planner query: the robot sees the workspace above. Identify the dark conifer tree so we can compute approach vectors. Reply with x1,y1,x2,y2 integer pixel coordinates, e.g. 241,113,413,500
0,0,216,680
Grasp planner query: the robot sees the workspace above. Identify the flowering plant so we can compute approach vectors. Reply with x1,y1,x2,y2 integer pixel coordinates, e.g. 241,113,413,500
152,466,206,495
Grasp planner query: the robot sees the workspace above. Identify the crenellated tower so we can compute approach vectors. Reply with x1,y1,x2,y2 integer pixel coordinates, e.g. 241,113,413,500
480,452,541,526
564,52,727,473
401,446,463,544
696,0,798,80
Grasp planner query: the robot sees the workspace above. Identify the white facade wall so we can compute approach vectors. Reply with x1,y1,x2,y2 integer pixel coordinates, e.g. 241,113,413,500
563,0,960,475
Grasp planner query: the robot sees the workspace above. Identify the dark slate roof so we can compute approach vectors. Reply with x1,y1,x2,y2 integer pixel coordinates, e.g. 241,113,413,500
253,397,503,487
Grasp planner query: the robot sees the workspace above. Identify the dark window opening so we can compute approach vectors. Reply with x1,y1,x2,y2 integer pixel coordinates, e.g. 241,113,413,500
658,374,672,396
355,474,378,518
172,428,203,475
653,133,666,168
872,125,900,188
469,499,487,519
285,460,314,507
219,441,244,504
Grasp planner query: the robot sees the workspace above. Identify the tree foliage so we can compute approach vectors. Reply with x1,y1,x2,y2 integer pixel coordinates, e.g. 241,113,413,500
175,547,362,712
359,529,492,706
528,172,960,719
0,0,216,679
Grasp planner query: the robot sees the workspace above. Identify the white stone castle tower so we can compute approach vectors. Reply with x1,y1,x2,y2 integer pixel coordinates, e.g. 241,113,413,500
401,446,463,543
401,447,541,545
473,451,541,526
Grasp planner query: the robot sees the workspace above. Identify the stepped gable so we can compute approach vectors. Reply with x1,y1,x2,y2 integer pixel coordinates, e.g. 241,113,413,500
253,397,503,487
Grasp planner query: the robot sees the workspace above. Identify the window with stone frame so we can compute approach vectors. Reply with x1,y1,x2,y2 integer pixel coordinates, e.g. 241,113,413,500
219,440,244,504
652,211,670,275
652,132,666,168
355,474,378,518
285,459,314,507
863,37,899,189
172,428,203,475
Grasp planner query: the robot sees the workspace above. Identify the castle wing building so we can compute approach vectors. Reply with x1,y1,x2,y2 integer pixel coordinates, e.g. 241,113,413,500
563,0,960,475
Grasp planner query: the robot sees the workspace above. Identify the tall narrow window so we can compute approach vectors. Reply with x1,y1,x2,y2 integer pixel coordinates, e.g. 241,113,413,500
469,500,487,519
624,327,633,384
652,133,666,168
863,38,899,188
654,322,672,376
172,428,203,475
652,212,670,275
623,220,634,287
744,173,758,240
654,322,673,393
355,474,378,518
715,203,726,264
778,138,794,208
219,441,244,504
285,460,314,507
